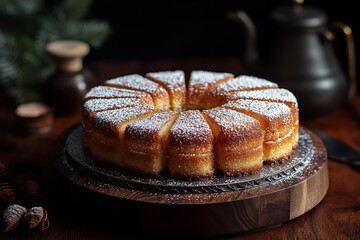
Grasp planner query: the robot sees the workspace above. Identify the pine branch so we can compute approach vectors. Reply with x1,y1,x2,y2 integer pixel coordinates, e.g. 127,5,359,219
0,0,43,42
0,33,21,83
0,0,43,16
35,19,61,54
0,0,111,104
64,0,92,19
62,20,111,48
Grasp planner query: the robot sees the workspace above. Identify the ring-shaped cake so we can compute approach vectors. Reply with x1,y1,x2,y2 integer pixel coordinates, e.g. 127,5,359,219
82,70,299,179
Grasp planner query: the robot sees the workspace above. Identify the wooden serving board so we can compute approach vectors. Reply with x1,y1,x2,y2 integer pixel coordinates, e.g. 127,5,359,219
55,126,328,238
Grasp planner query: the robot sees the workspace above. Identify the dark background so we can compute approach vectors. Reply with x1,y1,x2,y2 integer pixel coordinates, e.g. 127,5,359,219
87,0,359,61
86,0,359,91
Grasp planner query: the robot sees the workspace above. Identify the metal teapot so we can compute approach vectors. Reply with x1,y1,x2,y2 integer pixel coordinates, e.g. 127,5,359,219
228,0,356,119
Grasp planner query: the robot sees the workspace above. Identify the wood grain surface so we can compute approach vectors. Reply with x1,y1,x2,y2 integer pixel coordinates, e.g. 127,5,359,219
53,126,328,237
0,58,359,239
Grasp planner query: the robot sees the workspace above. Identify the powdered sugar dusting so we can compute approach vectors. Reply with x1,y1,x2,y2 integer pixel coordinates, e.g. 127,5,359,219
187,70,233,107
146,70,185,89
84,98,148,113
83,70,301,179
229,88,298,106
125,111,177,142
223,99,291,123
190,70,233,85
146,71,186,110
70,126,314,194
203,107,262,141
105,74,168,96
84,86,149,100
170,110,213,145
93,105,157,132
188,70,233,96
212,75,278,95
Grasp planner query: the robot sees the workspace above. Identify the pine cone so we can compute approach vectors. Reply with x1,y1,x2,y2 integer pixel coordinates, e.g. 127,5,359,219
1,204,27,232
35,209,49,234
23,207,49,234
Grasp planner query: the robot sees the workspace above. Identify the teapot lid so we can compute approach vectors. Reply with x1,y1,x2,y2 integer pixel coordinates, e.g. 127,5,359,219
271,0,327,28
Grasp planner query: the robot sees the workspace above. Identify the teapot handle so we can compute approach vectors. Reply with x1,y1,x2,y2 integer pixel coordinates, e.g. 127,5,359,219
227,10,258,72
325,22,357,103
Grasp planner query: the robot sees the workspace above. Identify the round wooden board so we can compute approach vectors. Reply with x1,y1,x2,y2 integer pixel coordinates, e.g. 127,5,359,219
55,126,328,238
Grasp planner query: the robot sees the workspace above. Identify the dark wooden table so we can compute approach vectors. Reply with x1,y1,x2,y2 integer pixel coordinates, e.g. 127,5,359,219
0,58,360,239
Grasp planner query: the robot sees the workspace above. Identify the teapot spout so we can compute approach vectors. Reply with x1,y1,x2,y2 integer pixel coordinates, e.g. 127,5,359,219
227,10,258,72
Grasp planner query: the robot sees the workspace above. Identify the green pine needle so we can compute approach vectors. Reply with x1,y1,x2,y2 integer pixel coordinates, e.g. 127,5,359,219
0,33,21,82
64,0,92,19
0,0,111,104
63,20,111,48
0,0,43,16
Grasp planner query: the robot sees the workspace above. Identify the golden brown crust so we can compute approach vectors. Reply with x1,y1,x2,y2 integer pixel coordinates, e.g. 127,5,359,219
167,110,215,177
168,110,214,147
168,153,215,178
122,111,178,175
186,71,234,109
104,74,170,110
145,71,186,111
83,72,299,180
263,128,299,163
264,141,299,165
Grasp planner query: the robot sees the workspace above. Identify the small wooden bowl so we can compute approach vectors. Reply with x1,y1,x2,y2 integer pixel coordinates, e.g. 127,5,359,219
15,102,53,134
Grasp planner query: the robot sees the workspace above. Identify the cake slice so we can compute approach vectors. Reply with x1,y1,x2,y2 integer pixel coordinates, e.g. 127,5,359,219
223,99,297,162
105,74,170,110
83,86,153,102
82,97,154,149
186,70,233,109
228,88,299,126
82,97,154,129
83,97,153,113
88,106,160,166
124,111,178,175
146,70,186,111
202,108,264,175
207,75,279,107
167,110,214,179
